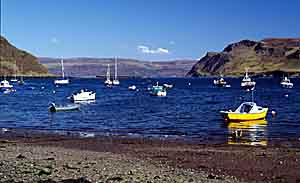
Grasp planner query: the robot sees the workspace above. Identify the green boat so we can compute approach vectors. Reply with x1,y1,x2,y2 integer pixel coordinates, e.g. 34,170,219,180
150,82,167,96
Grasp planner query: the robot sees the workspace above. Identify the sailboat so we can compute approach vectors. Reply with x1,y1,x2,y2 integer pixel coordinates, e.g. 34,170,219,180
54,59,69,85
112,57,120,85
10,60,18,82
104,64,113,85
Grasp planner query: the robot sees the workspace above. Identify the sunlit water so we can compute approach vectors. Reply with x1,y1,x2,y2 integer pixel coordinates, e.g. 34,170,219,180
0,77,300,145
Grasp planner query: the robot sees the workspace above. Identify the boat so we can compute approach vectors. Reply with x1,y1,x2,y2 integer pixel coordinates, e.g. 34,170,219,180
70,89,96,102
280,76,293,88
104,64,113,85
241,69,256,90
213,76,230,87
49,103,79,112
220,102,268,121
128,85,137,91
112,57,120,85
0,79,13,90
150,82,167,96
10,60,18,82
54,59,69,85
163,83,173,88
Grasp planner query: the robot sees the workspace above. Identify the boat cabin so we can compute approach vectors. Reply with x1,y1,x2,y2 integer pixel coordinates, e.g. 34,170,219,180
235,102,264,114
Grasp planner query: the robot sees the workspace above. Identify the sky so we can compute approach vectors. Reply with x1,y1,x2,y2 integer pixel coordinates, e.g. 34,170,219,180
1,0,300,61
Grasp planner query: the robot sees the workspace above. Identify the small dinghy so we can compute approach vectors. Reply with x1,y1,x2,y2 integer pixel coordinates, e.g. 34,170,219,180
163,83,173,88
128,85,137,91
49,103,79,112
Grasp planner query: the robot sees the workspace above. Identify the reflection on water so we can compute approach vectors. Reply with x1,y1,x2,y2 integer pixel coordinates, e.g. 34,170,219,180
226,119,268,146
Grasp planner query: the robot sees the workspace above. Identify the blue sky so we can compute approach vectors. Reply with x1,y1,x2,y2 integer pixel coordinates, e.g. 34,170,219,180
1,0,300,61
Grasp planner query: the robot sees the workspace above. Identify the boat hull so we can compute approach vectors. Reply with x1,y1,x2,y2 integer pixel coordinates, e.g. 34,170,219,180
54,79,69,85
49,104,79,112
221,108,268,121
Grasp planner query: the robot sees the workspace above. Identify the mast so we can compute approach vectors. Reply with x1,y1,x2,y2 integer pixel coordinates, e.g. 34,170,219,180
114,57,117,80
106,64,110,80
14,60,17,79
61,59,65,79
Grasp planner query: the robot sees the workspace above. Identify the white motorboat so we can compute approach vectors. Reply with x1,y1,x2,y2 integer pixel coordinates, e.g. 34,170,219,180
104,64,113,85
128,85,137,91
241,69,256,90
0,79,13,90
280,77,293,88
54,59,69,85
70,89,96,102
213,77,228,87
112,57,120,85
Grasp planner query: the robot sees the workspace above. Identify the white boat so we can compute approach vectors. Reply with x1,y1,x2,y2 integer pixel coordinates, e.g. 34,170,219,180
112,57,120,85
0,79,13,90
150,82,167,96
163,83,173,88
213,77,228,87
241,69,256,90
128,85,137,91
280,77,293,88
54,59,69,85
70,89,96,102
104,64,113,85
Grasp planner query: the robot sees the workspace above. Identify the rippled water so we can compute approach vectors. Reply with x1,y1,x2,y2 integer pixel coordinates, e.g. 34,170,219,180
0,77,300,145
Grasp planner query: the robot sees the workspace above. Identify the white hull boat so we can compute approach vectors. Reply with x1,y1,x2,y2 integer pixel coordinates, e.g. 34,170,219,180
280,77,293,88
54,59,69,85
71,89,96,101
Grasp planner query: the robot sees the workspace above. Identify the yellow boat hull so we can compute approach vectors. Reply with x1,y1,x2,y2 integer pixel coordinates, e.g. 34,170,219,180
221,108,268,121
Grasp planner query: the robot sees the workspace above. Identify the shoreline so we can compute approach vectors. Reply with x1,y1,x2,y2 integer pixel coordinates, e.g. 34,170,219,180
1,130,300,182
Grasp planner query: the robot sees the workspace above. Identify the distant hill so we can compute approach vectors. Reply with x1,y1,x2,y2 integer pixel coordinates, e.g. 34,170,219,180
0,36,49,76
39,57,196,78
187,38,300,77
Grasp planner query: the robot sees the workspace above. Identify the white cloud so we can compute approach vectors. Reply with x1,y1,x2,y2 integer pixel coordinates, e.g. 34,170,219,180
137,45,170,54
50,37,59,44
169,41,175,45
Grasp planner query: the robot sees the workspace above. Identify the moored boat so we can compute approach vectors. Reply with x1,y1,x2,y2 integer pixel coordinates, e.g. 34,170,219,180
0,79,13,90
220,102,268,121
150,82,167,96
241,69,256,90
280,77,293,88
213,76,230,87
128,85,137,91
104,64,113,85
49,103,79,112
70,89,96,102
54,59,69,85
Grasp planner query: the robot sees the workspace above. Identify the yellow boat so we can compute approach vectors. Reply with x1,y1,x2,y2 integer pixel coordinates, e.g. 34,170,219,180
220,102,268,121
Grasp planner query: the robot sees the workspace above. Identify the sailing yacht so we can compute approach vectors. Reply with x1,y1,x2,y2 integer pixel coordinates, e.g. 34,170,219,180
112,57,120,85
54,59,69,85
104,64,113,85
10,60,18,82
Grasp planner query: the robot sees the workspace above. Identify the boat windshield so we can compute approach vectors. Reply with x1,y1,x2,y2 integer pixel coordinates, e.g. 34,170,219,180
240,104,253,113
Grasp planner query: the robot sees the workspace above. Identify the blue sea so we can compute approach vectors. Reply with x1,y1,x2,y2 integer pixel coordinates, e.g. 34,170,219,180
0,77,300,145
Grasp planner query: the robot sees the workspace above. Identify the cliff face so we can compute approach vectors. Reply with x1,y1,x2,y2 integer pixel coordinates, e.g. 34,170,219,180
188,38,300,76
0,36,49,76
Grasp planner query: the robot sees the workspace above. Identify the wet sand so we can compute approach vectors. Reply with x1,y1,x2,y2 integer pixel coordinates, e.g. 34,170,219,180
1,131,300,182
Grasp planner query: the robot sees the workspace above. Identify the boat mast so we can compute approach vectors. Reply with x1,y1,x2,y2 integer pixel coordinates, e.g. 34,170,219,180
106,64,110,80
61,59,65,79
114,57,117,80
